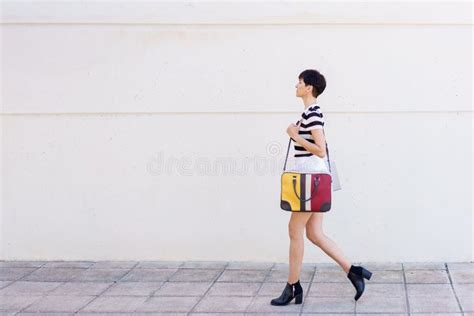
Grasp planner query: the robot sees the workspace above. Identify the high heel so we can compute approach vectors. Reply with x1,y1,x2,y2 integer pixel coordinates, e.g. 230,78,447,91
361,267,372,280
270,280,303,306
294,292,303,304
347,265,373,301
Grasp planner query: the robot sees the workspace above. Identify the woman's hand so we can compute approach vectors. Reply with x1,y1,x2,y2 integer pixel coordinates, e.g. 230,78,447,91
286,121,301,139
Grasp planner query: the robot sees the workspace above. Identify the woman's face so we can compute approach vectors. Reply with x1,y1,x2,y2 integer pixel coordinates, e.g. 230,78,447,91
295,78,310,97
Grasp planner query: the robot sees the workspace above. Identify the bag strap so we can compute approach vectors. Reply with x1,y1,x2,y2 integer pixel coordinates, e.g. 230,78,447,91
282,128,331,173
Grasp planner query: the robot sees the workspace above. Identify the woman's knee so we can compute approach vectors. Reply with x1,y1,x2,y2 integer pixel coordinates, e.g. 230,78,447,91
288,223,305,240
306,231,325,245
288,212,312,240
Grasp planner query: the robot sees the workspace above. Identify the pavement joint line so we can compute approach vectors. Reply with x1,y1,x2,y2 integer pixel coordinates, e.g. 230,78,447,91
299,265,317,316
124,261,219,313
74,281,121,315
147,277,170,298
15,264,45,282
12,295,43,315
13,263,87,315
244,261,276,314
70,261,126,314
401,262,411,316
140,263,184,303
0,280,14,289
73,283,138,315
187,261,230,315
115,261,141,282
445,262,464,314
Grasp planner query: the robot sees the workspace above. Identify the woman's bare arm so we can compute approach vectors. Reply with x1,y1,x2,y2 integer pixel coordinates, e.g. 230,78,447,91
292,129,326,158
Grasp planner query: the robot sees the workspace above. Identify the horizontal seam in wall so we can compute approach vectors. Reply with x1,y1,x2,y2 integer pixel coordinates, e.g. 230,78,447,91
1,22,472,26
1,111,472,116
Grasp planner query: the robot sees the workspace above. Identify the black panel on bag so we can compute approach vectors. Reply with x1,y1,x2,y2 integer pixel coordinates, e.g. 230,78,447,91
320,202,331,212
280,200,292,211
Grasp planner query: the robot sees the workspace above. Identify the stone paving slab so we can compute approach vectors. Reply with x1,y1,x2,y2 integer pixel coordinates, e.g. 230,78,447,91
168,269,222,282
408,295,462,313
0,295,43,313
205,282,261,296
367,270,405,283
22,295,96,313
0,261,46,268
89,261,138,269
48,281,113,296
266,268,314,283
120,268,177,282
180,261,228,269
0,280,62,296
226,262,274,270
451,269,474,284
21,267,88,282
42,261,95,269
355,294,408,313
454,283,474,296
217,270,268,283
302,296,355,313
258,282,310,296
80,295,148,313
273,263,317,271
403,262,447,270
135,260,184,269
101,281,164,296
0,267,38,281
194,295,253,313
357,261,404,271
0,260,471,314
407,283,455,296
405,269,451,283
154,281,212,296
247,296,302,313
448,262,474,270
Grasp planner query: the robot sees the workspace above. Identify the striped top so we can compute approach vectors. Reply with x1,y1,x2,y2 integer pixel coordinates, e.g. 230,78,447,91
292,104,325,157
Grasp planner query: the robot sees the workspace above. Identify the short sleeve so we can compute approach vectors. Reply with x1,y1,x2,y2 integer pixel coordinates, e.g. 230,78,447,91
301,110,324,131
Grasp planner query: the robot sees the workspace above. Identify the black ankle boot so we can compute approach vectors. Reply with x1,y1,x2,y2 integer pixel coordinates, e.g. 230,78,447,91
347,265,373,301
270,280,303,306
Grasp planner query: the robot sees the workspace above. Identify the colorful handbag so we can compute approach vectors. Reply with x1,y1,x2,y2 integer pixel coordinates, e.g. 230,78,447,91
280,129,332,212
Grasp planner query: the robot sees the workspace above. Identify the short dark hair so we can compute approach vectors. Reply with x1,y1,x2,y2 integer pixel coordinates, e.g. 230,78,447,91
298,69,326,98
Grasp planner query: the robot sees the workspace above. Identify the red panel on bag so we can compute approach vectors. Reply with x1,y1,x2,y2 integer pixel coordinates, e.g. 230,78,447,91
310,173,332,212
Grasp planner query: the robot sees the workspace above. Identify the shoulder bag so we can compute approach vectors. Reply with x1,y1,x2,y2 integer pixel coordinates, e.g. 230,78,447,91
280,129,333,212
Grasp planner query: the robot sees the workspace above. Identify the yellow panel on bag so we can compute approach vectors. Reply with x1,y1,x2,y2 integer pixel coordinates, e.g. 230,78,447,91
281,172,302,212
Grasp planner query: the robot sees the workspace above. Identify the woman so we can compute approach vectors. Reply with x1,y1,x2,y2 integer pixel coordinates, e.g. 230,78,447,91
270,69,373,306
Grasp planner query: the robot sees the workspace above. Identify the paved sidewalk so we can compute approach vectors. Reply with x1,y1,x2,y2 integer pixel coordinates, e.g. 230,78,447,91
0,260,472,315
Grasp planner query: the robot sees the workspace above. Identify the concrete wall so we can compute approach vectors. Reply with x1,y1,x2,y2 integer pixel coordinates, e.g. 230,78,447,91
1,1,472,262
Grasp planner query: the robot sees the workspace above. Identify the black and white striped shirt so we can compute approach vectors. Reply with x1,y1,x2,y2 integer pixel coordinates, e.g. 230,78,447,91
292,104,325,157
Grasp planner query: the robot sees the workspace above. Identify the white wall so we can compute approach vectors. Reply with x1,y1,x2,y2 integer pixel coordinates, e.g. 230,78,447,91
1,1,472,262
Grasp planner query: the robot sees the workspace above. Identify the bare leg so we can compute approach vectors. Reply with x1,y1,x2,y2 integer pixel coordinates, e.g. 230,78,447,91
305,212,352,273
288,212,313,284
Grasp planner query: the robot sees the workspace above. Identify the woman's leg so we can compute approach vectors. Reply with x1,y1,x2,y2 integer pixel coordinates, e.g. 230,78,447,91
305,212,352,273
288,212,313,284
